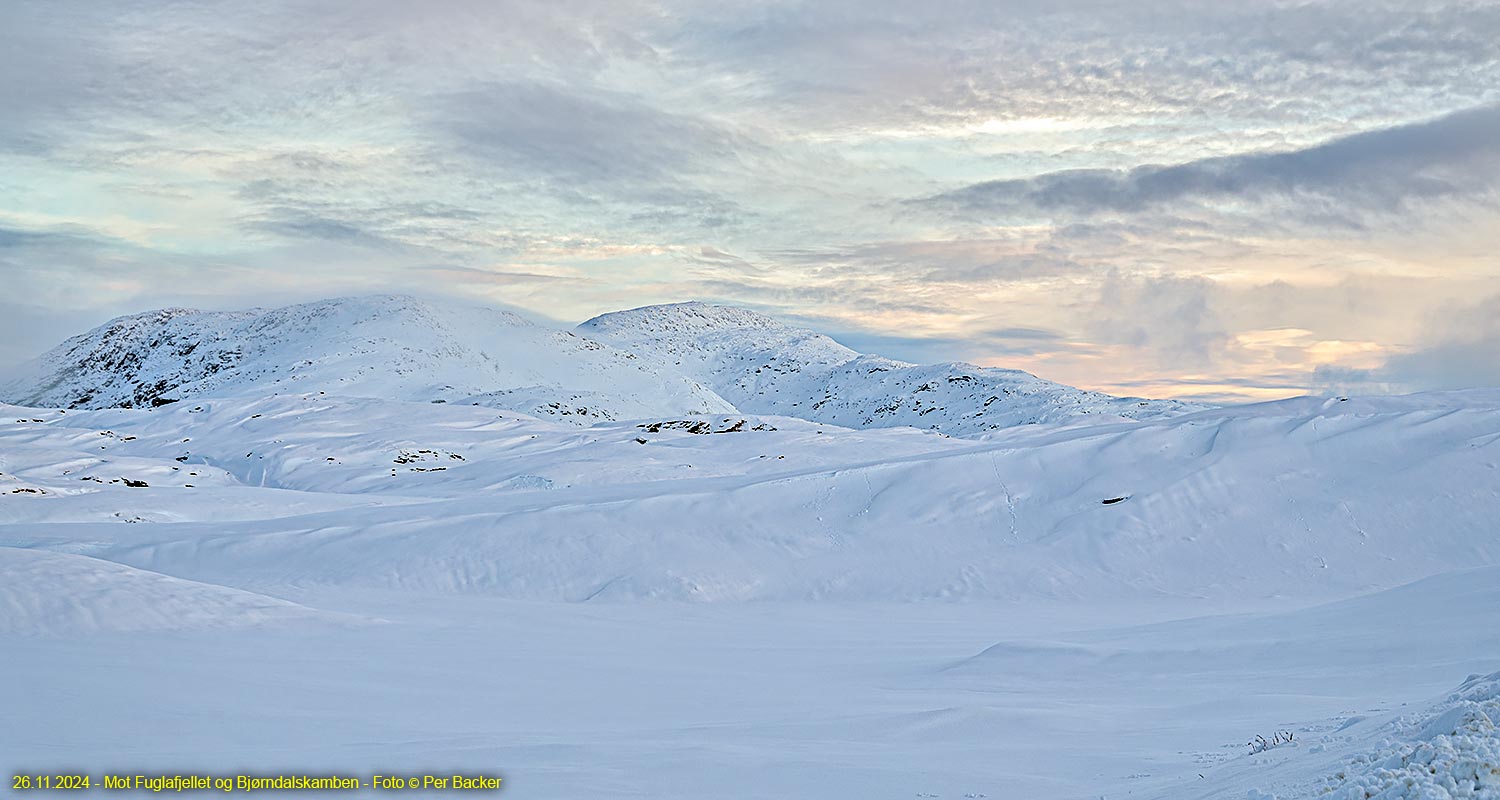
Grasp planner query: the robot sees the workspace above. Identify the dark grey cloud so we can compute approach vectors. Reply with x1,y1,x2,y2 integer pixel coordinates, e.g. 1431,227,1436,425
0,1,123,153
1383,337,1500,390
823,326,1072,365
982,326,1065,342
425,81,767,230
251,211,392,247
1318,293,1500,393
925,104,1500,219
436,82,746,186
1077,272,1230,369
0,224,111,252
241,196,490,253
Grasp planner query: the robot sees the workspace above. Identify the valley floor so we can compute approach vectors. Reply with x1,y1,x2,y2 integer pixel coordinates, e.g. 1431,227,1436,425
6,584,1499,799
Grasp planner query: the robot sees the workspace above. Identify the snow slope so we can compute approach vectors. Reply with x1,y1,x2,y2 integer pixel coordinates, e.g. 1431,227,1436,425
4,391,1497,604
2,553,1496,798
0,546,338,635
1,373,1496,796
579,301,1202,435
0,295,733,423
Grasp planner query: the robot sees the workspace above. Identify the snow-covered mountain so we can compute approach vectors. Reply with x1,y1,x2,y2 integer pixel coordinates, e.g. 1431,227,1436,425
3,295,1200,435
0,295,734,423
579,301,1202,434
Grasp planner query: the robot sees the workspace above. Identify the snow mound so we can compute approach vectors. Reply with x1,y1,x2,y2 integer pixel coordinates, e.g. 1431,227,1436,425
0,546,332,635
1315,671,1499,799
580,301,1202,435
1,295,733,423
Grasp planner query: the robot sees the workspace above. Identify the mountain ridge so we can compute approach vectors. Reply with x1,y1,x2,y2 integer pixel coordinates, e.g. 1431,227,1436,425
580,301,1204,434
1,295,734,423
5,294,1204,434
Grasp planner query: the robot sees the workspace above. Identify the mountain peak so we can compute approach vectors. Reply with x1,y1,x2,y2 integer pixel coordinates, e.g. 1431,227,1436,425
580,302,1202,433
2,295,731,420
5,295,1203,435
581,302,807,337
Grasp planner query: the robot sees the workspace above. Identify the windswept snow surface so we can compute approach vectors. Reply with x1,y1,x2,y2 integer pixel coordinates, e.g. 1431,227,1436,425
3,382,1499,795
0,547,339,636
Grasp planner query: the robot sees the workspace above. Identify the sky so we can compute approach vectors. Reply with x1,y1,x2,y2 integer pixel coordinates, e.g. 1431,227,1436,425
2,0,1498,403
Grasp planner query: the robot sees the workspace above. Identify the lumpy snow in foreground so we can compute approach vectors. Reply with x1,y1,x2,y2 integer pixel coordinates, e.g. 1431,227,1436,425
1,296,1497,799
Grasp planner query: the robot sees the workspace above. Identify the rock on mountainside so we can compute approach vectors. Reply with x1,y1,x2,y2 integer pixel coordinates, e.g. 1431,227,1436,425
579,302,1202,435
0,295,734,423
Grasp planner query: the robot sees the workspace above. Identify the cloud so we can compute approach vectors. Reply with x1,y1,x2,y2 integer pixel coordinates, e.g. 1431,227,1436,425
0,223,110,252
764,237,1093,284
250,211,397,248
2,0,1499,399
1077,272,1230,368
435,82,745,186
0,301,109,371
924,104,1500,219
811,325,1071,366
667,0,1500,140
0,2,121,154
1318,293,1500,393
981,326,1065,342
422,81,773,232
416,265,575,287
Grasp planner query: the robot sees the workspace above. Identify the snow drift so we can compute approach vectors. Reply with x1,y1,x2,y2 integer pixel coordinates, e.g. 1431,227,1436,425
0,546,332,636
4,389,1498,605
